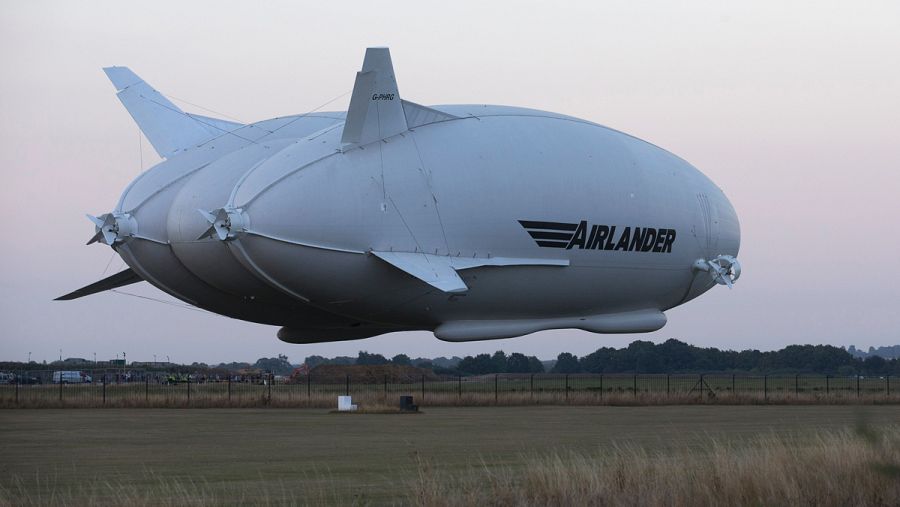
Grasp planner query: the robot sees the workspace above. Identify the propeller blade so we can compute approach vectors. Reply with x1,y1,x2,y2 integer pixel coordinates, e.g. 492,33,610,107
86,230,104,245
197,224,218,241
102,227,118,245
197,209,217,224
86,214,105,227
722,274,734,289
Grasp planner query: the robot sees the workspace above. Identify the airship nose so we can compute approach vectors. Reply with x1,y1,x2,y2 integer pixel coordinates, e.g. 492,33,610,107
695,187,740,260
716,192,741,258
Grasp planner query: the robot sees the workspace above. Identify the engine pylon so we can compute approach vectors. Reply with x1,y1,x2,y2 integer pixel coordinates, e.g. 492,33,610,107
86,212,136,246
197,207,245,241
693,255,741,288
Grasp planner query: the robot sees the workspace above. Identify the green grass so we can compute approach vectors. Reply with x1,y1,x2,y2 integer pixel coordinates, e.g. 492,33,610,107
2,405,900,505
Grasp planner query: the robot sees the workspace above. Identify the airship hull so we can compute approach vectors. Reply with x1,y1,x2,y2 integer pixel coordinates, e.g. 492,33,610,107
59,48,741,343
222,106,738,328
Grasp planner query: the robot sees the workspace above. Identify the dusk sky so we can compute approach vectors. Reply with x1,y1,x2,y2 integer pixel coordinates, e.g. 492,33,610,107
1,1,898,364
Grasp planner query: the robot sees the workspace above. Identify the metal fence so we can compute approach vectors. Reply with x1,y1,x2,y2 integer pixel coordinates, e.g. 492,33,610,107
1,370,897,408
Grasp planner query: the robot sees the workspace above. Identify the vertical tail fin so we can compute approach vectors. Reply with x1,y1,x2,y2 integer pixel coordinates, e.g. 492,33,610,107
102,67,243,158
340,48,408,147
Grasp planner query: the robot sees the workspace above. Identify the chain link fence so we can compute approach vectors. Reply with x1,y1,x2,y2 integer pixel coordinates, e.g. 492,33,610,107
1,369,897,408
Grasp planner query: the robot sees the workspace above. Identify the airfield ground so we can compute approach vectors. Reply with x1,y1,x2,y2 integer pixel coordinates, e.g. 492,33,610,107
2,406,899,505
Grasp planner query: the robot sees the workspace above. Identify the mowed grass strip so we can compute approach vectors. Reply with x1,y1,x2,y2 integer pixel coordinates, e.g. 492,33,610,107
1,406,899,505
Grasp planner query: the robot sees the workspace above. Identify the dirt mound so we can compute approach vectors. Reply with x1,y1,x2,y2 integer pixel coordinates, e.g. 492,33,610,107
310,364,438,383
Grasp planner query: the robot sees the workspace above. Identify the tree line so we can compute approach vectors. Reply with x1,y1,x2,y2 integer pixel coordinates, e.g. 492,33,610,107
544,339,900,376
6,340,898,377
299,339,900,376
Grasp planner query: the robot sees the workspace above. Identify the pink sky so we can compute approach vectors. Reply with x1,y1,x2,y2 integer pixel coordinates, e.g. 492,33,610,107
1,1,898,363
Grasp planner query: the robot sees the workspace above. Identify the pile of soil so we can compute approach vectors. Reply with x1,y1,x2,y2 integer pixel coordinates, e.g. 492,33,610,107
310,364,439,383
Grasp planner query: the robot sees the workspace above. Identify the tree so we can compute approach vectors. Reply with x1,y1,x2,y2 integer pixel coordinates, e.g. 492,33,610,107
391,354,411,365
527,356,545,373
627,340,664,373
253,355,293,375
431,356,462,369
356,351,389,365
303,355,328,368
506,353,531,373
864,355,887,375
218,361,251,370
458,354,495,375
492,351,508,373
552,352,581,373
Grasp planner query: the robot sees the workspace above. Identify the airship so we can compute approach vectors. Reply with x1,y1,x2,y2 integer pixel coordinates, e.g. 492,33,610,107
58,47,741,343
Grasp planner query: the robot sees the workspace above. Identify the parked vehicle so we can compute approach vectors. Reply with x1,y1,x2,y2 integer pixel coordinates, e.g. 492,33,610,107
52,371,91,384
0,372,14,384
15,374,42,385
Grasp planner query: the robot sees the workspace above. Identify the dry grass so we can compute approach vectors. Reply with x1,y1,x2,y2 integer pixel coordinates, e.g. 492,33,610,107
2,407,899,506
409,426,900,507
3,425,898,506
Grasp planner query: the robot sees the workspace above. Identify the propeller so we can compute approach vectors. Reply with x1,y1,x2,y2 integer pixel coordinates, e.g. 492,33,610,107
86,212,136,246
692,255,741,289
197,206,245,241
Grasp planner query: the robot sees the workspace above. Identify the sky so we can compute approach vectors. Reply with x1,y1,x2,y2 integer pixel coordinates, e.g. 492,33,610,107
1,1,898,364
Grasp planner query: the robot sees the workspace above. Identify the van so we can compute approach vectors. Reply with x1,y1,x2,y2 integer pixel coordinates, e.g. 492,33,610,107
52,371,88,384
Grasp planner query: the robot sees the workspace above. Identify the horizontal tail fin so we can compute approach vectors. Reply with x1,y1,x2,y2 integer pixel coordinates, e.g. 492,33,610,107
55,268,143,301
102,67,243,158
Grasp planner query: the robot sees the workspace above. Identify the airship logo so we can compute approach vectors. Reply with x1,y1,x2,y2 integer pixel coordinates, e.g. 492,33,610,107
519,220,676,252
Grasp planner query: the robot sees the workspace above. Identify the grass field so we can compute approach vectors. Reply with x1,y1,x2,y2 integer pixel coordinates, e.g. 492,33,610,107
2,405,900,505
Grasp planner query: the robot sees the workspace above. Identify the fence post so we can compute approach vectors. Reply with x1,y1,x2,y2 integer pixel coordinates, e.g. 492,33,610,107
15,378,19,405
307,371,311,398
102,376,106,405
763,375,767,402
458,375,462,399
666,374,670,397
887,375,891,397
795,374,799,397
732,374,735,394
600,375,603,400
228,376,232,401
633,374,637,398
857,375,860,398
187,376,191,404
384,374,388,399
145,376,149,402
421,374,425,401
565,374,569,401
530,374,534,400
699,374,704,400
59,373,63,402
346,374,350,396
495,374,499,404
268,374,272,404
